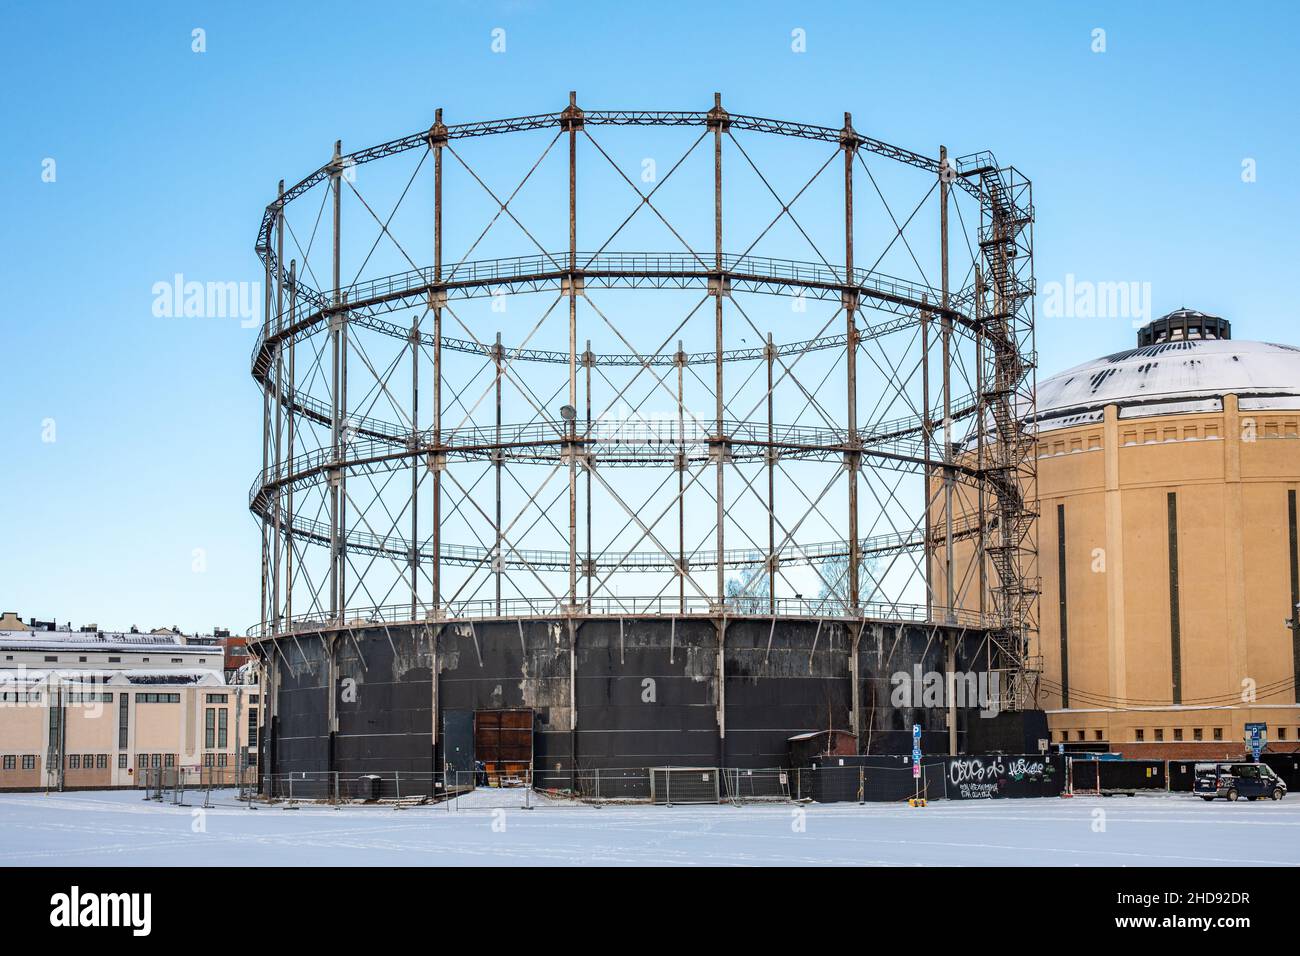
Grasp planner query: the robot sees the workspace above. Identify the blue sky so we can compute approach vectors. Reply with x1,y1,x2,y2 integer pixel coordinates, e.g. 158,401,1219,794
2,1,1296,633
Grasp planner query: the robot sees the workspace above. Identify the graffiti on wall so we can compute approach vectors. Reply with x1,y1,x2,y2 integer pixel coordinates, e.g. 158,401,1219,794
947,756,1052,799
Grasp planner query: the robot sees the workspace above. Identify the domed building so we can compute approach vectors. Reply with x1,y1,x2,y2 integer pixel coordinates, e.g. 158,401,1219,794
1031,310,1300,758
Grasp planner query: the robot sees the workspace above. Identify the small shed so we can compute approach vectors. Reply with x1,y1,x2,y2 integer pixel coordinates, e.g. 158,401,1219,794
788,729,858,767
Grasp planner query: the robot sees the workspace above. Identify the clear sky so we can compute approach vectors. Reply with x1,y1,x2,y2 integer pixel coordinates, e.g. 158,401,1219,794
2,1,1296,633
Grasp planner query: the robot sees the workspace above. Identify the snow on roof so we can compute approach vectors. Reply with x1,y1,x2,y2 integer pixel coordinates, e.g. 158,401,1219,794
0,631,214,653
1036,339,1300,430
1,669,223,687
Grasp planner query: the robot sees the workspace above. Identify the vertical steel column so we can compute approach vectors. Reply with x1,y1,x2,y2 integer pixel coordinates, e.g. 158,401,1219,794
494,330,504,614
329,140,343,622
271,182,285,633
707,92,730,765
584,338,593,606
676,339,686,613
842,114,860,614
940,146,955,621
708,92,727,607
410,308,420,620
975,265,986,617
921,300,932,620
429,111,447,617
766,331,776,612
260,206,273,634
562,92,583,609
339,291,349,614
940,146,957,755
286,260,297,626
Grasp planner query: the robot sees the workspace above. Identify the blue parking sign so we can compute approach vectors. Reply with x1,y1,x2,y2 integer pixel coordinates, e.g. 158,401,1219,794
1246,722,1266,762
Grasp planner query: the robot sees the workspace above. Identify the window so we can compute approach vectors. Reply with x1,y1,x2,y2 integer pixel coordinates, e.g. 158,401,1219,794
2,755,14,770
1076,730,1085,741
250,694,259,704
1174,729,1184,742
82,754,92,768
137,753,147,771
1135,729,1145,742
206,693,228,704
1280,728,1289,741
117,754,127,769
118,696,129,749
1194,728,1203,741
96,754,108,769
79,656,87,663
141,658,149,663
108,656,120,663
68,692,112,703
22,755,35,770
1094,730,1103,741
248,708,258,749
171,658,183,663
164,754,175,768
218,709,228,749
150,754,161,768
1155,729,1165,742
68,755,80,769
136,693,180,704
205,708,215,749
203,753,214,768
217,753,228,768
1214,728,1223,741
44,655,57,662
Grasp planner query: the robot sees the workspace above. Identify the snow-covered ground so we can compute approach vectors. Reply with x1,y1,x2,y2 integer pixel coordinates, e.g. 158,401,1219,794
2,789,1298,866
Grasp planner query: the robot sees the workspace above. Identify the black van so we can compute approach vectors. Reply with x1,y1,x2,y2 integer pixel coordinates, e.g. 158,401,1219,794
1193,762,1287,802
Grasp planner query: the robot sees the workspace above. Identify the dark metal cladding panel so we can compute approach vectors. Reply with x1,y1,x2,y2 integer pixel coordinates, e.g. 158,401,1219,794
857,621,975,755
443,709,474,772
274,636,330,775
574,618,718,768
333,627,434,775
266,618,997,778
724,619,852,768
438,620,573,776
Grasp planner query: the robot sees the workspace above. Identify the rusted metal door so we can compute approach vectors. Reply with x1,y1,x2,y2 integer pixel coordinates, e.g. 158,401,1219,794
474,709,533,776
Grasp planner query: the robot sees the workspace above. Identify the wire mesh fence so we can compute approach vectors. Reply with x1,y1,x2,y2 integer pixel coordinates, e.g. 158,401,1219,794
137,767,259,806
576,767,653,804
790,763,938,803
447,770,539,810
650,767,721,806
722,768,791,805
259,771,455,804
133,759,1075,809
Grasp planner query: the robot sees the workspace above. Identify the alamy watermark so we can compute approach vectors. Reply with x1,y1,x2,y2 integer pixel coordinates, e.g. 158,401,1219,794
1041,273,1152,326
890,665,1001,718
152,274,260,328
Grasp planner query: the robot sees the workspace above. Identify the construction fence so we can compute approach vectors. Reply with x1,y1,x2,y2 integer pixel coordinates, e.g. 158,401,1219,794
135,755,1294,808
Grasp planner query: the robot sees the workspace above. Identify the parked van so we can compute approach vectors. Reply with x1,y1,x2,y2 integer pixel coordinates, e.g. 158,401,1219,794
1193,762,1287,802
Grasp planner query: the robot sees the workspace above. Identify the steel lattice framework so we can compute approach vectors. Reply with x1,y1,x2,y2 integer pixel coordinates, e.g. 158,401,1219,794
250,93,1039,707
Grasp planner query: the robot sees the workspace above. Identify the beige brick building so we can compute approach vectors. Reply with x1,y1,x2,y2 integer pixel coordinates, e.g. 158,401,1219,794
0,617,259,790
1031,312,1300,758
938,311,1300,759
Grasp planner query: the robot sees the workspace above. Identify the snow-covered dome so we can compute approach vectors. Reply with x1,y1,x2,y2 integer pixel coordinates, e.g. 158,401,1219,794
1035,312,1300,431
